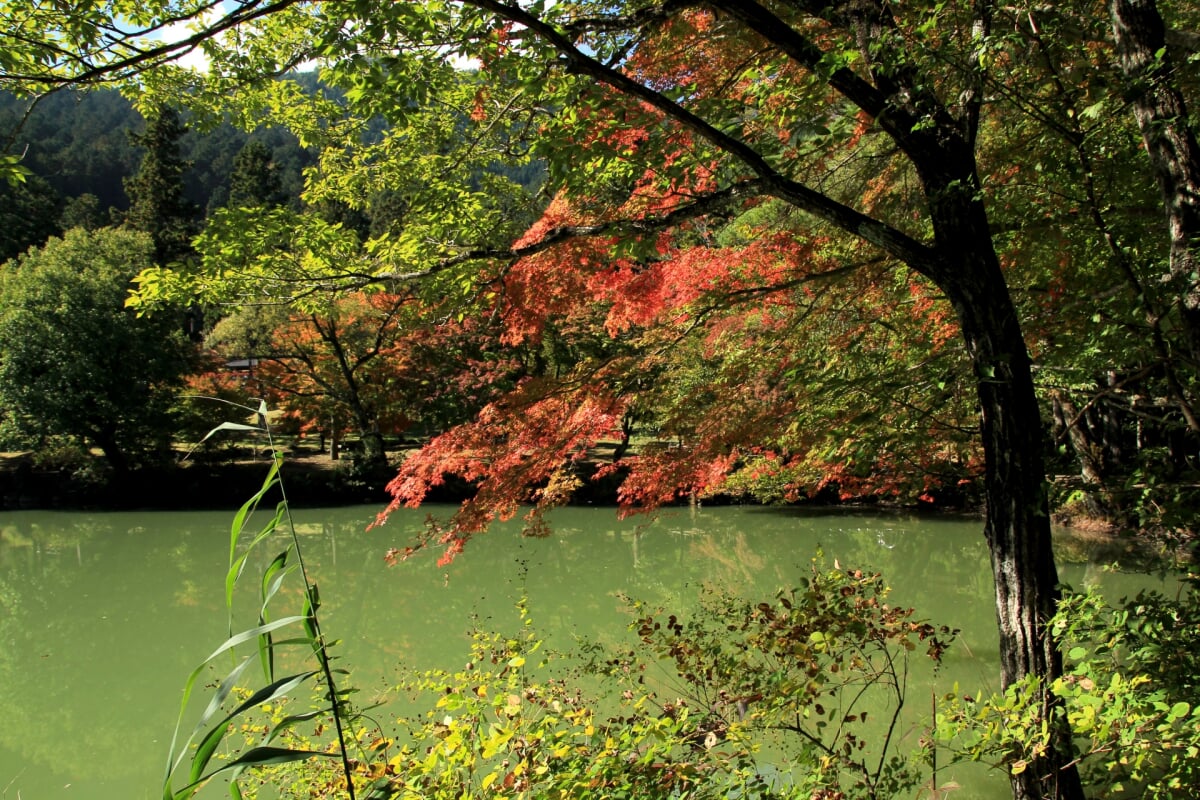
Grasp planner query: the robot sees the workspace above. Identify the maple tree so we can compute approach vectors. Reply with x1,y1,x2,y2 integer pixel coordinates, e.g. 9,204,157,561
7,2,1200,798
207,293,412,470
207,289,521,470
360,8,1085,795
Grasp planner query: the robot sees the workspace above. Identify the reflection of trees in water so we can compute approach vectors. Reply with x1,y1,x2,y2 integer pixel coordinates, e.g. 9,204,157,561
0,517,121,778
0,504,1173,800
0,511,236,785
689,532,767,585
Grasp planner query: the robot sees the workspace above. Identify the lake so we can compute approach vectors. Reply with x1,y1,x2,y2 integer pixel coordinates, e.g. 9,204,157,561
0,502,1168,799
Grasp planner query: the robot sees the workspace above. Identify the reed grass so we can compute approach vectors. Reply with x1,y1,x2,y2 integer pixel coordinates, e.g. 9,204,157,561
163,400,358,800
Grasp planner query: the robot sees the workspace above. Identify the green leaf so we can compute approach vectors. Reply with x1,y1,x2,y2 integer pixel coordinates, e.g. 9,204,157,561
226,467,283,611
187,658,256,783
174,747,339,799
266,709,325,744
258,549,293,681
164,616,309,790
1080,100,1105,120
0,155,31,186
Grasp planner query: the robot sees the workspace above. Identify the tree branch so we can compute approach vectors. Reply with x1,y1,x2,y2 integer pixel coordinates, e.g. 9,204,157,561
2,0,305,88
464,0,943,275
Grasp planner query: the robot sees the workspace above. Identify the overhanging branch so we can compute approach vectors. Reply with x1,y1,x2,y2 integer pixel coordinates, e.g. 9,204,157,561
462,0,943,276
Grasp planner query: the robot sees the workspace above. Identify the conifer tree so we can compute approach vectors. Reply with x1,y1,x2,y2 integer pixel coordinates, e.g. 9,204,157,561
122,106,198,264
0,174,60,261
227,139,285,209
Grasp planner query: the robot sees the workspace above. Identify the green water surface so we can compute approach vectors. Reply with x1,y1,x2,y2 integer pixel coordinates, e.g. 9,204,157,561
0,503,1168,799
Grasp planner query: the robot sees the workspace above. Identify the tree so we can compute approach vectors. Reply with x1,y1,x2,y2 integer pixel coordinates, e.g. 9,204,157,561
0,227,194,472
0,88,144,210
227,139,286,209
208,293,411,471
59,192,104,231
1109,0,1200,356
0,173,60,261
187,190,525,472
9,3,1196,797
348,7,1085,796
956,0,1200,527
122,106,199,264
123,105,210,342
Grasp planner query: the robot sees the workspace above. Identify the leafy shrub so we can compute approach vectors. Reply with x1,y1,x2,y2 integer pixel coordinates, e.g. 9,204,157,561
939,572,1200,798
245,562,956,800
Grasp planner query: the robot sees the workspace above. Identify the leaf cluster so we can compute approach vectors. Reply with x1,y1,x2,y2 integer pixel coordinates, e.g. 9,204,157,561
619,559,955,800
939,573,1200,797
260,562,956,800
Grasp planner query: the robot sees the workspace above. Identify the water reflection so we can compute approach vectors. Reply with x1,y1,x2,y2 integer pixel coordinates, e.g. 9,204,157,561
0,504,1171,800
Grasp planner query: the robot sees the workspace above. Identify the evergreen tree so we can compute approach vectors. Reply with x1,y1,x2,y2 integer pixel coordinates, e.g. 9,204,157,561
122,106,198,263
227,139,285,208
59,192,103,231
0,174,61,261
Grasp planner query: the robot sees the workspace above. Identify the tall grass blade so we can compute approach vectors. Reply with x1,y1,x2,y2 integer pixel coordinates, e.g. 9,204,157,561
189,670,322,786
196,657,254,744
258,628,275,685
174,747,339,800
266,708,324,743
201,421,266,441
257,549,294,681
226,464,282,611
227,502,286,627
302,584,320,645
262,550,290,604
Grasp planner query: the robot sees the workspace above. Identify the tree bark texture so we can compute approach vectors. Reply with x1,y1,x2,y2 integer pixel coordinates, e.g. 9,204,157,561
1110,0,1200,356
916,149,1085,800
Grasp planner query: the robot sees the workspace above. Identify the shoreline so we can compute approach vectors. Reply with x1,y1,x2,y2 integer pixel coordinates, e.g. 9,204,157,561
2,449,1181,570
0,449,1166,551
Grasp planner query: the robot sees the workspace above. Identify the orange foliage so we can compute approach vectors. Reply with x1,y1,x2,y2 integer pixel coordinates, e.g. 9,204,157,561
377,382,627,565
371,4,986,564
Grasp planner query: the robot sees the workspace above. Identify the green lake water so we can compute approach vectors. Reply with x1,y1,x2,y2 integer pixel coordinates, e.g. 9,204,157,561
0,502,1171,799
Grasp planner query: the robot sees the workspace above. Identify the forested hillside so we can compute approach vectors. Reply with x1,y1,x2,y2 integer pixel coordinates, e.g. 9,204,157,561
0,86,314,261
0,71,546,484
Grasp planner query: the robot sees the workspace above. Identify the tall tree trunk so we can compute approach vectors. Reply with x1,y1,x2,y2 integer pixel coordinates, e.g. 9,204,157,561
92,429,131,477
954,262,1083,800
923,168,1085,800
357,425,389,471
342,388,388,472
1110,0,1200,357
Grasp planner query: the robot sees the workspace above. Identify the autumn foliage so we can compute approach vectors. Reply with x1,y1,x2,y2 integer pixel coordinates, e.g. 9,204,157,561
379,183,979,564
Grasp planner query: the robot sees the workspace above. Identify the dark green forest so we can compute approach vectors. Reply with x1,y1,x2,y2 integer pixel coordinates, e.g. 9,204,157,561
0,85,314,262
